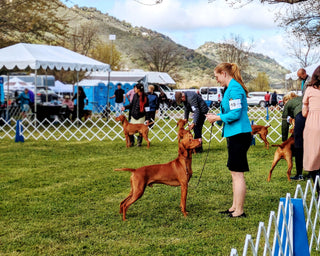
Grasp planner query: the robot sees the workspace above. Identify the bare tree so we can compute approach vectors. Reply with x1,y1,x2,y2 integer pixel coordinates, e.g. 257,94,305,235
139,38,182,72
217,34,254,72
277,0,320,45
68,22,100,55
286,29,320,69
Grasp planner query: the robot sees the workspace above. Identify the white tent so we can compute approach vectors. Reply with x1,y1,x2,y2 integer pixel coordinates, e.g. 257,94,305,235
0,43,110,71
53,80,73,94
0,43,110,119
4,77,31,87
285,63,320,80
88,70,176,85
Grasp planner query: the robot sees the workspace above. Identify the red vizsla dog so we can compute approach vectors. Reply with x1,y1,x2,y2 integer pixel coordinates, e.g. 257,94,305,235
115,115,150,148
267,136,295,182
115,122,202,221
177,119,189,142
251,124,271,149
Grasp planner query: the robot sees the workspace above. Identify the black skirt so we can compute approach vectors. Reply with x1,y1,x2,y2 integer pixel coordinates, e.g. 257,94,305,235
227,132,252,172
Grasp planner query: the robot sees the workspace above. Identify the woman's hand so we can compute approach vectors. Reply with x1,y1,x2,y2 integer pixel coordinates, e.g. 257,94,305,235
206,113,221,123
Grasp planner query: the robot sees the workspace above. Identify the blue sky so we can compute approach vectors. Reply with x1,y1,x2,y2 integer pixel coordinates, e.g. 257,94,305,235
64,0,293,70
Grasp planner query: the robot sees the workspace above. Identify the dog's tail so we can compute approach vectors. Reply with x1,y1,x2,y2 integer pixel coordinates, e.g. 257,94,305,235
114,168,136,172
265,125,271,128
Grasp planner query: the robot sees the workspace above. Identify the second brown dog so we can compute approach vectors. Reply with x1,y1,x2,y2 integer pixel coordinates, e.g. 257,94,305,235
115,115,150,148
267,136,295,182
251,124,271,149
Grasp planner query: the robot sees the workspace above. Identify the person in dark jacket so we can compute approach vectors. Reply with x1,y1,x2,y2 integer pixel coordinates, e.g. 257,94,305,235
122,83,150,147
270,91,278,106
175,91,209,153
72,86,87,121
281,92,305,181
147,85,158,128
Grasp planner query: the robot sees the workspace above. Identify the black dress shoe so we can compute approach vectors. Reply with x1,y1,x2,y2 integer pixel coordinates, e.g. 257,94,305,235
228,212,247,218
219,209,235,214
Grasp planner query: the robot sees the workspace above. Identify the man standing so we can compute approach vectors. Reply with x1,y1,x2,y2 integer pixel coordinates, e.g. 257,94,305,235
264,91,270,107
110,83,125,117
175,91,209,153
297,68,310,95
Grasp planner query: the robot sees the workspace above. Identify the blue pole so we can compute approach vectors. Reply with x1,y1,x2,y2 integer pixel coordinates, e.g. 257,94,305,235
251,120,255,146
266,106,269,120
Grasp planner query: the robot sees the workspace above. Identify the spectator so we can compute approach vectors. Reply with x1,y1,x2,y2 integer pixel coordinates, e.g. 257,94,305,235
126,86,136,103
61,95,74,119
110,83,125,117
302,65,320,196
270,91,278,106
28,89,35,111
206,62,252,218
264,91,270,107
297,68,311,96
281,92,305,181
175,90,208,153
122,83,150,147
126,85,137,121
72,86,87,121
147,85,159,128
18,88,31,118
158,90,168,118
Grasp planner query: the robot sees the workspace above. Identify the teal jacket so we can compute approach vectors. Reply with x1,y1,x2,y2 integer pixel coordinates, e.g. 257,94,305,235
217,79,252,137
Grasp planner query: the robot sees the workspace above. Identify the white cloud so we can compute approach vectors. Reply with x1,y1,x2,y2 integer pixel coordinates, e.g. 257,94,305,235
111,0,292,69
113,0,279,31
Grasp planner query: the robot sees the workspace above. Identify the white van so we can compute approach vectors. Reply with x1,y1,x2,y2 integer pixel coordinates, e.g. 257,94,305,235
199,87,224,107
247,92,266,107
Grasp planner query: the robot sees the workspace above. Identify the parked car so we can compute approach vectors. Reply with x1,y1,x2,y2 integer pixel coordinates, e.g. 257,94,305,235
247,92,267,107
199,86,224,107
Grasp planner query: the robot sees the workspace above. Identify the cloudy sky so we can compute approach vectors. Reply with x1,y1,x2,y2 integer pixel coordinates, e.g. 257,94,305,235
64,0,293,70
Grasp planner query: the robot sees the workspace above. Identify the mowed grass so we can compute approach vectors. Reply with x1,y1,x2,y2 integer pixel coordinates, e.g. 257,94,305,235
0,135,306,255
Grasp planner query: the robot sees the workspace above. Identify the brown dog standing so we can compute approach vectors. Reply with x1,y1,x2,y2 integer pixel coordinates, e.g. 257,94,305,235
267,136,295,182
115,115,150,148
251,124,270,149
115,121,201,221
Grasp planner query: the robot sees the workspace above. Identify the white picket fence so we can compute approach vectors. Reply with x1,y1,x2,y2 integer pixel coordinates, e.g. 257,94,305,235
230,177,320,256
0,105,284,143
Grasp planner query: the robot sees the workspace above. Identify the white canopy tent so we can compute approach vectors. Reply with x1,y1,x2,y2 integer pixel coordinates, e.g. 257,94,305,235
0,43,110,119
4,77,31,87
285,63,320,80
53,80,73,94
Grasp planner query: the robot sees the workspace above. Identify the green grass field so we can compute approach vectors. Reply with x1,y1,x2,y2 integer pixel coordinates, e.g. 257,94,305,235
0,136,313,255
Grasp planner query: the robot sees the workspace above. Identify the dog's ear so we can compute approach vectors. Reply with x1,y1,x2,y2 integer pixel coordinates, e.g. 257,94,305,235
178,142,189,157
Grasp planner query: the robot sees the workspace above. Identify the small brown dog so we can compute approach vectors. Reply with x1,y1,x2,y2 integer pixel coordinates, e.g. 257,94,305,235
251,124,271,149
115,115,150,148
267,136,295,182
115,121,202,221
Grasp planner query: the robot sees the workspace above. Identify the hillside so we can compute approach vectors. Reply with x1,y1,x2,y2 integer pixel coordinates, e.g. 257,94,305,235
56,4,289,88
196,42,289,86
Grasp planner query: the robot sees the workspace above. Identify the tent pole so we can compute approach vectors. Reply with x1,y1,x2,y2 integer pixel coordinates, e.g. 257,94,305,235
34,69,37,121
77,71,79,122
45,70,48,102
6,73,9,120
107,70,110,121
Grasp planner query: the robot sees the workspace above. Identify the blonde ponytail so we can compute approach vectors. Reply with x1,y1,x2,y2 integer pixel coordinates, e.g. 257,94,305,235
231,63,249,96
214,62,249,96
